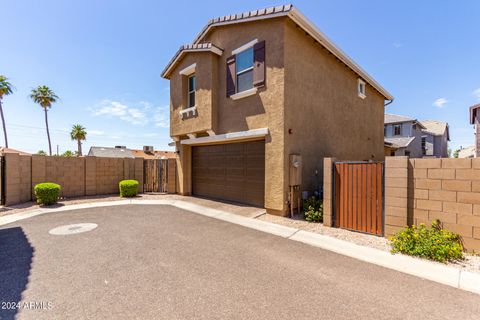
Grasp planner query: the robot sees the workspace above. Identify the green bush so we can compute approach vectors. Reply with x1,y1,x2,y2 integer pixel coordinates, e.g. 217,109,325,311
34,182,61,205
390,220,464,263
119,180,139,197
303,196,323,222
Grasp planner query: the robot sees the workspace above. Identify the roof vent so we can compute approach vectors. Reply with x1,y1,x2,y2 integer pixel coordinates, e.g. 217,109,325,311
115,145,126,149
143,146,154,152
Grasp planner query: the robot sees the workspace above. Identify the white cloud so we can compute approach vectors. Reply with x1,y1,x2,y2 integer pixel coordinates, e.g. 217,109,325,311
153,106,170,128
433,98,448,108
473,88,480,101
392,42,403,48
89,130,105,136
92,100,148,125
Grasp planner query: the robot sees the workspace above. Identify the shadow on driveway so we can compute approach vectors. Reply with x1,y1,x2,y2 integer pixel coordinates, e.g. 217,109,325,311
0,227,34,320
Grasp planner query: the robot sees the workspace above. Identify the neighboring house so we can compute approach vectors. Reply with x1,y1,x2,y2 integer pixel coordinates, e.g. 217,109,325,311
384,114,425,157
384,114,449,158
419,120,450,158
470,103,480,157
131,146,176,159
161,4,393,215
0,147,31,156
458,145,475,158
88,146,135,158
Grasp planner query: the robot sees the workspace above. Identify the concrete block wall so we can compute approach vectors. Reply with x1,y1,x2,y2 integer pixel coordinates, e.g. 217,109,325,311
3,154,146,206
384,157,409,237
408,158,480,252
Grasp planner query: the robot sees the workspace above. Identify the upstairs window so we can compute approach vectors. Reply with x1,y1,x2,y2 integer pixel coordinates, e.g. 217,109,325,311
394,124,402,136
236,47,254,93
187,75,196,108
358,79,366,99
226,39,265,99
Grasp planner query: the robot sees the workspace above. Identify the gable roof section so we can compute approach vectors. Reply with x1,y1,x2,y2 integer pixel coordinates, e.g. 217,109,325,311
385,136,415,149
162,43,224,78
161,4,393,100
420,120,450,140
384,113,415,124
88,147,135,158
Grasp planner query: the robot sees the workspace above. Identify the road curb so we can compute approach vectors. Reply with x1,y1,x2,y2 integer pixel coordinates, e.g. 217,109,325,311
1,199,479,295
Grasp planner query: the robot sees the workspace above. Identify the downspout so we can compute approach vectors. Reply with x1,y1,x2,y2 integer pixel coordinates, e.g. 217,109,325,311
384,99,394,107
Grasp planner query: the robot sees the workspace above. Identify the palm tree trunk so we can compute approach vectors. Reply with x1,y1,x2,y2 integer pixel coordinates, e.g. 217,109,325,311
77,139,82,156
0,100,8,148
44,108,52,156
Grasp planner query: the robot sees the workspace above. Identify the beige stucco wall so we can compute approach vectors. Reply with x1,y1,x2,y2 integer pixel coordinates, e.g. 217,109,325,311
169,18,287,213
170,52,218,137
284,19,385,194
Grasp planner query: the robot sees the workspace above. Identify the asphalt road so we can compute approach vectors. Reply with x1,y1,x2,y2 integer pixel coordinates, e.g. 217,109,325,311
1,204,479,320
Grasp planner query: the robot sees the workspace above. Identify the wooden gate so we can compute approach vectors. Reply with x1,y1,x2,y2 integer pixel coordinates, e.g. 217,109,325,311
333,161,384,236
143,159,176,193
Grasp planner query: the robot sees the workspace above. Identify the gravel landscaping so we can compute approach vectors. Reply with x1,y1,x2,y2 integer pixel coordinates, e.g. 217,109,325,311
257,213,480,274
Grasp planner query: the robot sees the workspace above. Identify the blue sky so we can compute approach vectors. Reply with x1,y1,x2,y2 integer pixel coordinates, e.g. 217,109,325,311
1,0,479,154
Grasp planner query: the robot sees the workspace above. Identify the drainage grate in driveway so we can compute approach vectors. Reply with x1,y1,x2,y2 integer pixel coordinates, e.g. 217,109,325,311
49,223,98,235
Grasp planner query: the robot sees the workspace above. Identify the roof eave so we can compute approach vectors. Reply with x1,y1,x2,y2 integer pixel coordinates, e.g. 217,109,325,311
191,7,393,100
161,46,223,79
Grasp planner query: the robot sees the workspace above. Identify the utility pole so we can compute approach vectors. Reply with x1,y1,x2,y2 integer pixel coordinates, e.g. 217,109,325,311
56,144,59,156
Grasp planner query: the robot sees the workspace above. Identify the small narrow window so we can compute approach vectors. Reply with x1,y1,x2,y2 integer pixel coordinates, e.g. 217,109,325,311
236,47,254,93
358,79,366,99
394,124,402,136
187,75,196,108
421,136,427,155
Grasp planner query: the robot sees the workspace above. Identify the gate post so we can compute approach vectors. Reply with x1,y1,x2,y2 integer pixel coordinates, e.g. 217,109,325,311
323,157,335,227
384,156,409,237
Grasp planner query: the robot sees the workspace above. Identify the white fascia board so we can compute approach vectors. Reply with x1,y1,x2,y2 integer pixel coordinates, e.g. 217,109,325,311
181,128,269,145
232,39,258,55
179,63,196,76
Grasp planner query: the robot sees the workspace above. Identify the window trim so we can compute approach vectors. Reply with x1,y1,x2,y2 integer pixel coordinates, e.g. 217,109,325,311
358,78,366,99
232,39,258,55
230,87,258,100
179,63,196,76
187,74,196,109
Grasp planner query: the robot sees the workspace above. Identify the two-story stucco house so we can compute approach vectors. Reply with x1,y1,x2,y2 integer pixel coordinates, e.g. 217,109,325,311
384,114,449,158
161,4,393,215
419,120,450,158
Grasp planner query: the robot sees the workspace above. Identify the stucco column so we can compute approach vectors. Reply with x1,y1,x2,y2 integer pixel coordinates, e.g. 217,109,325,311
323,157,335,227
176,142,191,195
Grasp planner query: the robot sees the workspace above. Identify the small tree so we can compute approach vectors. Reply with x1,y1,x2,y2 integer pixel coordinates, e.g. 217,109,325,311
0,75,14,148
453,149,460,158
36,150,47,156
70,124,87,156
61,150,75,157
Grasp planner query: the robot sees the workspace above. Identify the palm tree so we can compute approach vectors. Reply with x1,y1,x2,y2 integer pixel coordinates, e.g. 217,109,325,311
30,86,58,155
0,75,14,148
70,124,87,156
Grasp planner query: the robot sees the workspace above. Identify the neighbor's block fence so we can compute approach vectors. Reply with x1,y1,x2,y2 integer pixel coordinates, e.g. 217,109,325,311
4,153,144,206
324,156,480,252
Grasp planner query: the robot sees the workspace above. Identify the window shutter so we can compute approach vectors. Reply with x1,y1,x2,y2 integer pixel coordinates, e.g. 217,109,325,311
253,40,265,87
226,55,236,97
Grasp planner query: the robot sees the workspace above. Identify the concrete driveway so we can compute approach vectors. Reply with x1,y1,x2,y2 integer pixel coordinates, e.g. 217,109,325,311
1,204,479,320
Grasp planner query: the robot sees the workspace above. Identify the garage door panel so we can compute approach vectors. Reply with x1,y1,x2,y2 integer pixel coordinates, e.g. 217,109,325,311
192,140,265,207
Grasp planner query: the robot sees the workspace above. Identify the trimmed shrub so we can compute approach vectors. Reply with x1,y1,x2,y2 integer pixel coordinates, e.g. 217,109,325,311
303,196,323,222
390,220,464,263
119,180,139,197
34,182,61,205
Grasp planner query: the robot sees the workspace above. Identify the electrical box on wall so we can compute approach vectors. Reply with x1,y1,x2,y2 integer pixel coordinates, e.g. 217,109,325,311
289,154,302,186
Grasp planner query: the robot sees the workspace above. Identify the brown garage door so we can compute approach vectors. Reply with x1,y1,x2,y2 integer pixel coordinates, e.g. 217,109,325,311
192,140,265,207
